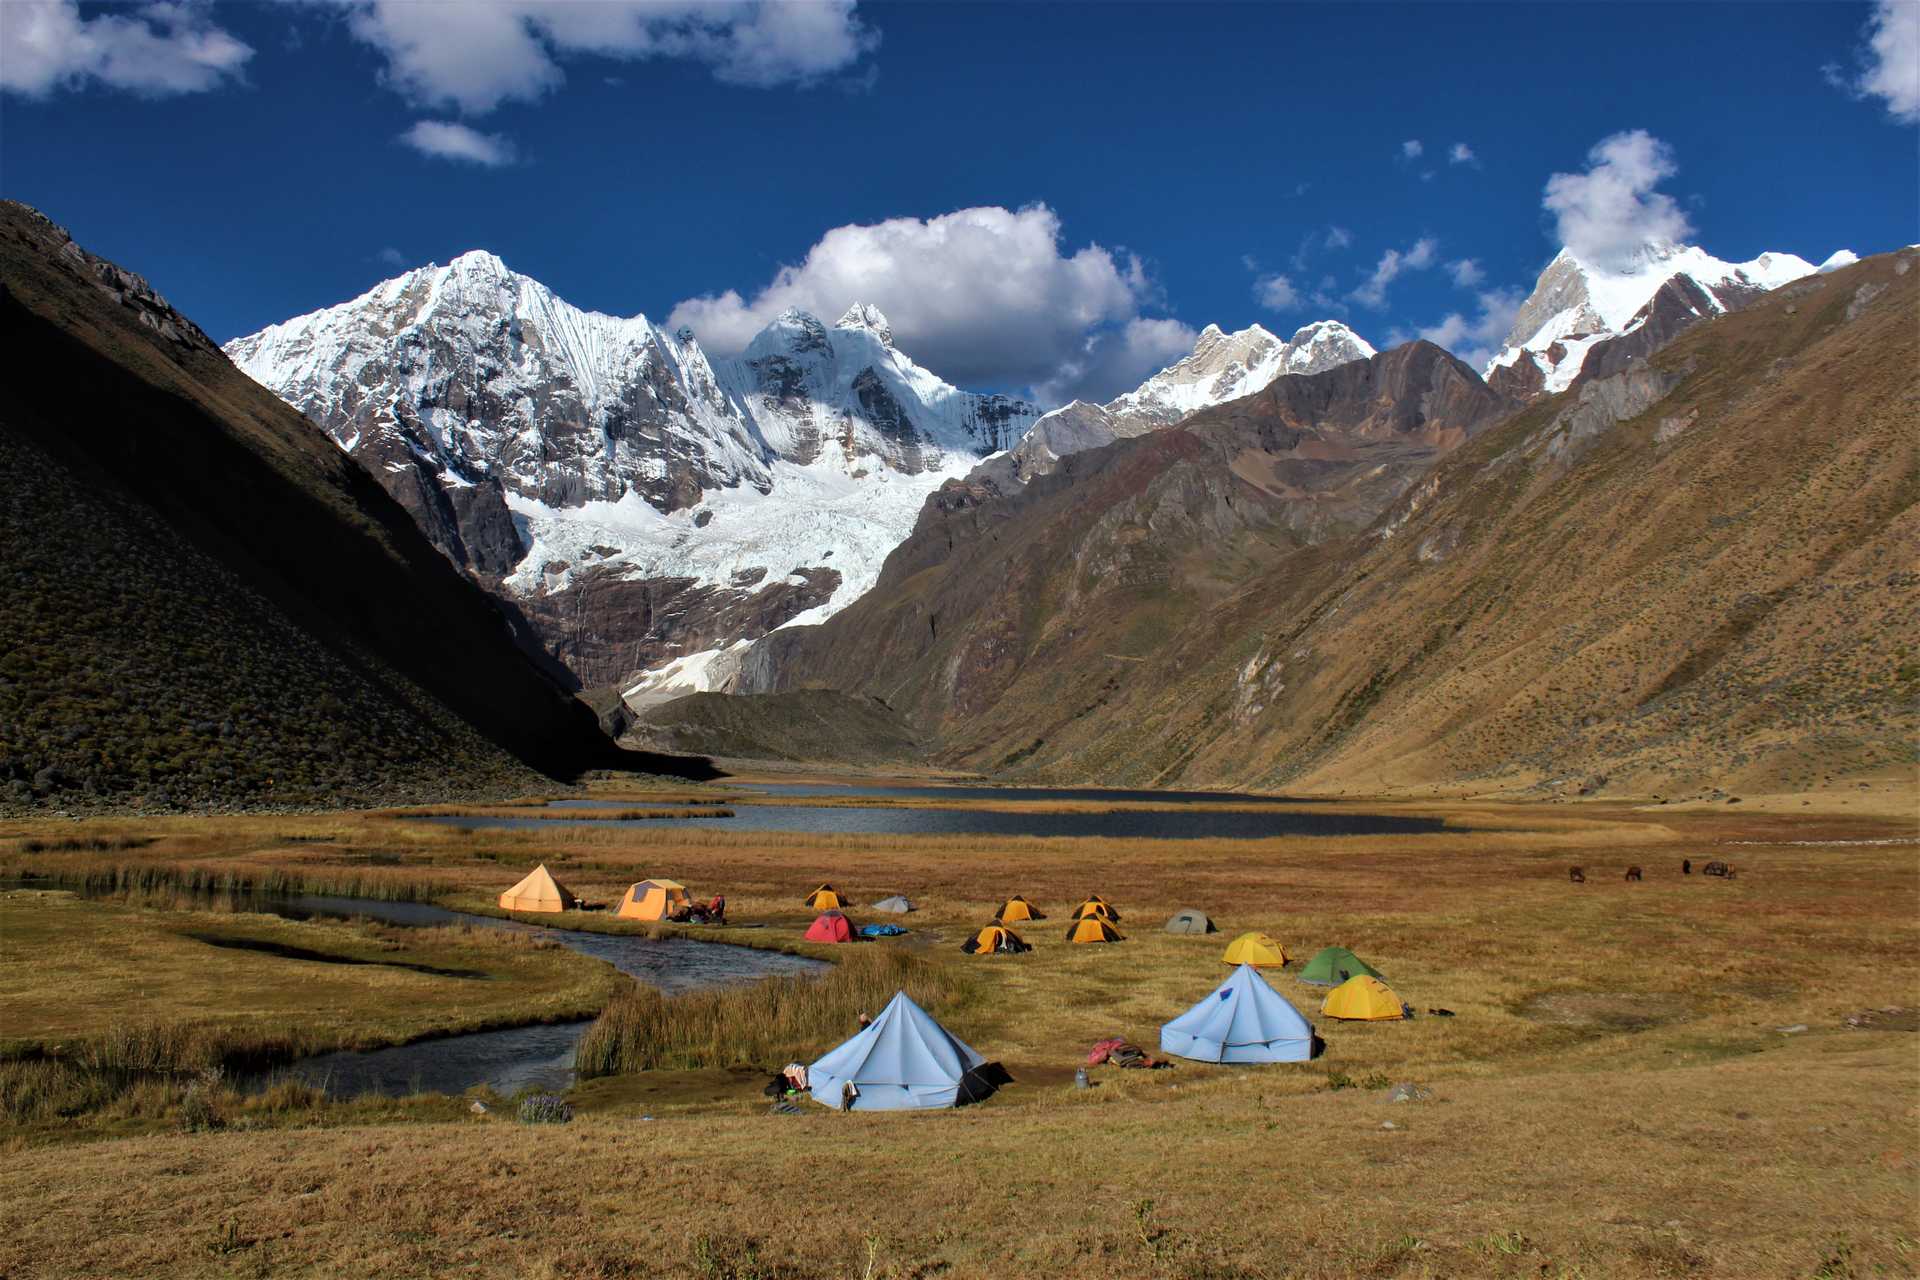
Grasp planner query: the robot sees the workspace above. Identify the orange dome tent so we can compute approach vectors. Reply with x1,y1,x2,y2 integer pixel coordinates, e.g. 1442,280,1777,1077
996,896,1045,924
1072,896,1119,922
805,884,844,910
499,864,577,913
961,924,1032,954
615,879,689,921
1066,916,1125,944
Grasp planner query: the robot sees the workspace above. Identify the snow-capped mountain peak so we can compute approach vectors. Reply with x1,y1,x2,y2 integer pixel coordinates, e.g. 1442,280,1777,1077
834,302,893,346
1487,239,1824,394
999,316,1376,480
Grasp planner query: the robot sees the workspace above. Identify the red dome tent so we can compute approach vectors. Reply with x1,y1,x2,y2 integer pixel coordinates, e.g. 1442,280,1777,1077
805,910,855,943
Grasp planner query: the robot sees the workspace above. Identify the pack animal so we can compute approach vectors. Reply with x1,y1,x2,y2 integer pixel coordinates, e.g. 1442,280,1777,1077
1625,865,1643,882
1703,860,1736,878
1569,866,1586,884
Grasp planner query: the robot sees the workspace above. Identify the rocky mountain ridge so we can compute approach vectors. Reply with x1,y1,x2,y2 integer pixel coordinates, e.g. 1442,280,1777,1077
733,251,1916,798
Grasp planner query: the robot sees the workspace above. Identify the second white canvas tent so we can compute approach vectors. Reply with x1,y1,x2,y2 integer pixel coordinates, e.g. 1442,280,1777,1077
1159,963,1315,1063
808,990,993,1110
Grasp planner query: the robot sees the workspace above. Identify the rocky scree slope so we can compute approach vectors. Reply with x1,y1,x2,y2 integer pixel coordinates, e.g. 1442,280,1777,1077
0,202,672,813
754,252,1917,796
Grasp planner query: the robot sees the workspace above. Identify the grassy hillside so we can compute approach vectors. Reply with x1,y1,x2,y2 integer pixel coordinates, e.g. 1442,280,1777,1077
748,253,1918,797
0,203,655,811
630,688,926,764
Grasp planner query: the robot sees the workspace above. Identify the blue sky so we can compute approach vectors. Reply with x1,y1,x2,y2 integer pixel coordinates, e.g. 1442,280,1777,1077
3,1,1916,403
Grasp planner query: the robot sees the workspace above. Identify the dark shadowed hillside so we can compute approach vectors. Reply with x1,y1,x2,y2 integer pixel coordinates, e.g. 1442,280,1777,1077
0,203,707,811
743,253,1918,797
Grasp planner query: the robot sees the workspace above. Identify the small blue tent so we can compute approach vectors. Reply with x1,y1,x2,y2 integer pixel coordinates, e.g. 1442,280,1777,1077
808,990,994,1110
1160,963,1315,1063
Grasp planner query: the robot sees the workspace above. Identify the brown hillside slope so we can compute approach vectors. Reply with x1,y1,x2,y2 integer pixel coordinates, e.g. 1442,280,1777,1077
0,203,709,810
751,253,1916,797
742,341,1514,736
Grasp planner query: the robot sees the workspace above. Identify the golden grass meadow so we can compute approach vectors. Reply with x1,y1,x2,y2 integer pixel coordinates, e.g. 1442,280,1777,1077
0,774,1915,1279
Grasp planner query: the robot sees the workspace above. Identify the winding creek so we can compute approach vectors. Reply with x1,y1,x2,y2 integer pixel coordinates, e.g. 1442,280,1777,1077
47,887,825,1099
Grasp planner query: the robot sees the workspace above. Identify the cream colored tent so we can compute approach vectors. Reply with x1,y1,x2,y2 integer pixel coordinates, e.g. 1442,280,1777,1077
615,879,689,921
499,863,577,913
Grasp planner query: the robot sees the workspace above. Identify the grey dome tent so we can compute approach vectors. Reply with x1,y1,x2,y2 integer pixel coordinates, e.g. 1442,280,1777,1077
1165,909,1216,934
807,990,1000,1110
1160,964,1315,1063
871,895,915,914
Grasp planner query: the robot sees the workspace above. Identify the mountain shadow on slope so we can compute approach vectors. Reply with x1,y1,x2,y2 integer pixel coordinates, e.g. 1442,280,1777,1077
0,202,717,811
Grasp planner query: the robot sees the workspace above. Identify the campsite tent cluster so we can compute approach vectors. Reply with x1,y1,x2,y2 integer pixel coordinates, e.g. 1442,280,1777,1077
498,866,1414,1111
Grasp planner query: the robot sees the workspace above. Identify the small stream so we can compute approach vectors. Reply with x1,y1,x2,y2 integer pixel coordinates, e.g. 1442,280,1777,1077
34,886,824,1099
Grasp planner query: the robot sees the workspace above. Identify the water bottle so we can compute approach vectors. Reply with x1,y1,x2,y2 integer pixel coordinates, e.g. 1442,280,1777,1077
1074,1067,1089,1089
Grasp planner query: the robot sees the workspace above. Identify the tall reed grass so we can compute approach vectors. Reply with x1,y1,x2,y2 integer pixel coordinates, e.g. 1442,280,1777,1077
574,949,974,1077
0,859,451,903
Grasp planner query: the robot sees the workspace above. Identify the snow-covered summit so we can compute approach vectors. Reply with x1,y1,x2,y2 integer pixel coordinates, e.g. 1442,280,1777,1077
1487,240,1823,393
834,302,893,345
717,302,1037,471
1001,318,1376,479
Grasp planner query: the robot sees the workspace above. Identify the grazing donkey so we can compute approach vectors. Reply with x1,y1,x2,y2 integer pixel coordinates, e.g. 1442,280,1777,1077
1569,866,1586,884
1625,865,1643,882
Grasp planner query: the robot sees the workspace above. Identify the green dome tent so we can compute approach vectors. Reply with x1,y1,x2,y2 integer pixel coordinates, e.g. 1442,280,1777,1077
1298,946,1382,988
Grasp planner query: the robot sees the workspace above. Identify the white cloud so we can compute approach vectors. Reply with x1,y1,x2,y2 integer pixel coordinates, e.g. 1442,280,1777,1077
398,120,519,167
0,0,252,97
1252,272,1300,310
1401,139,1423,159
1351,236,1438,309
1447,258,1484,287
1325,225,1353,249
668,204,1178,402
1856,0,1920,123
1413,286,1526,372
376,246,406,267
1033,316,1199,407
320,0,877,114
1542,129,1692,270
1448,142,1476,165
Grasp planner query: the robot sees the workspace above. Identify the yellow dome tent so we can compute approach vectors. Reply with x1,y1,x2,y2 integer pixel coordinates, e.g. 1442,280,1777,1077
805,884,843,910
616,879,689,921
1321,975,1407,1021
499,864,577,914
996,896,1045,923
1072,896,1119,922
1066,916,1125,944
1220,931,1288,967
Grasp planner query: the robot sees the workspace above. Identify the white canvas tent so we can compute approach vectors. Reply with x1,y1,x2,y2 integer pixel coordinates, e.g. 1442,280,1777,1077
808,990,995,1110
1159,963,1315,1063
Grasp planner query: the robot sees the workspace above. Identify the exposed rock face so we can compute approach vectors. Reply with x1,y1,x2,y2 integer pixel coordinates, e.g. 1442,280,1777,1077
516,564,841,689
